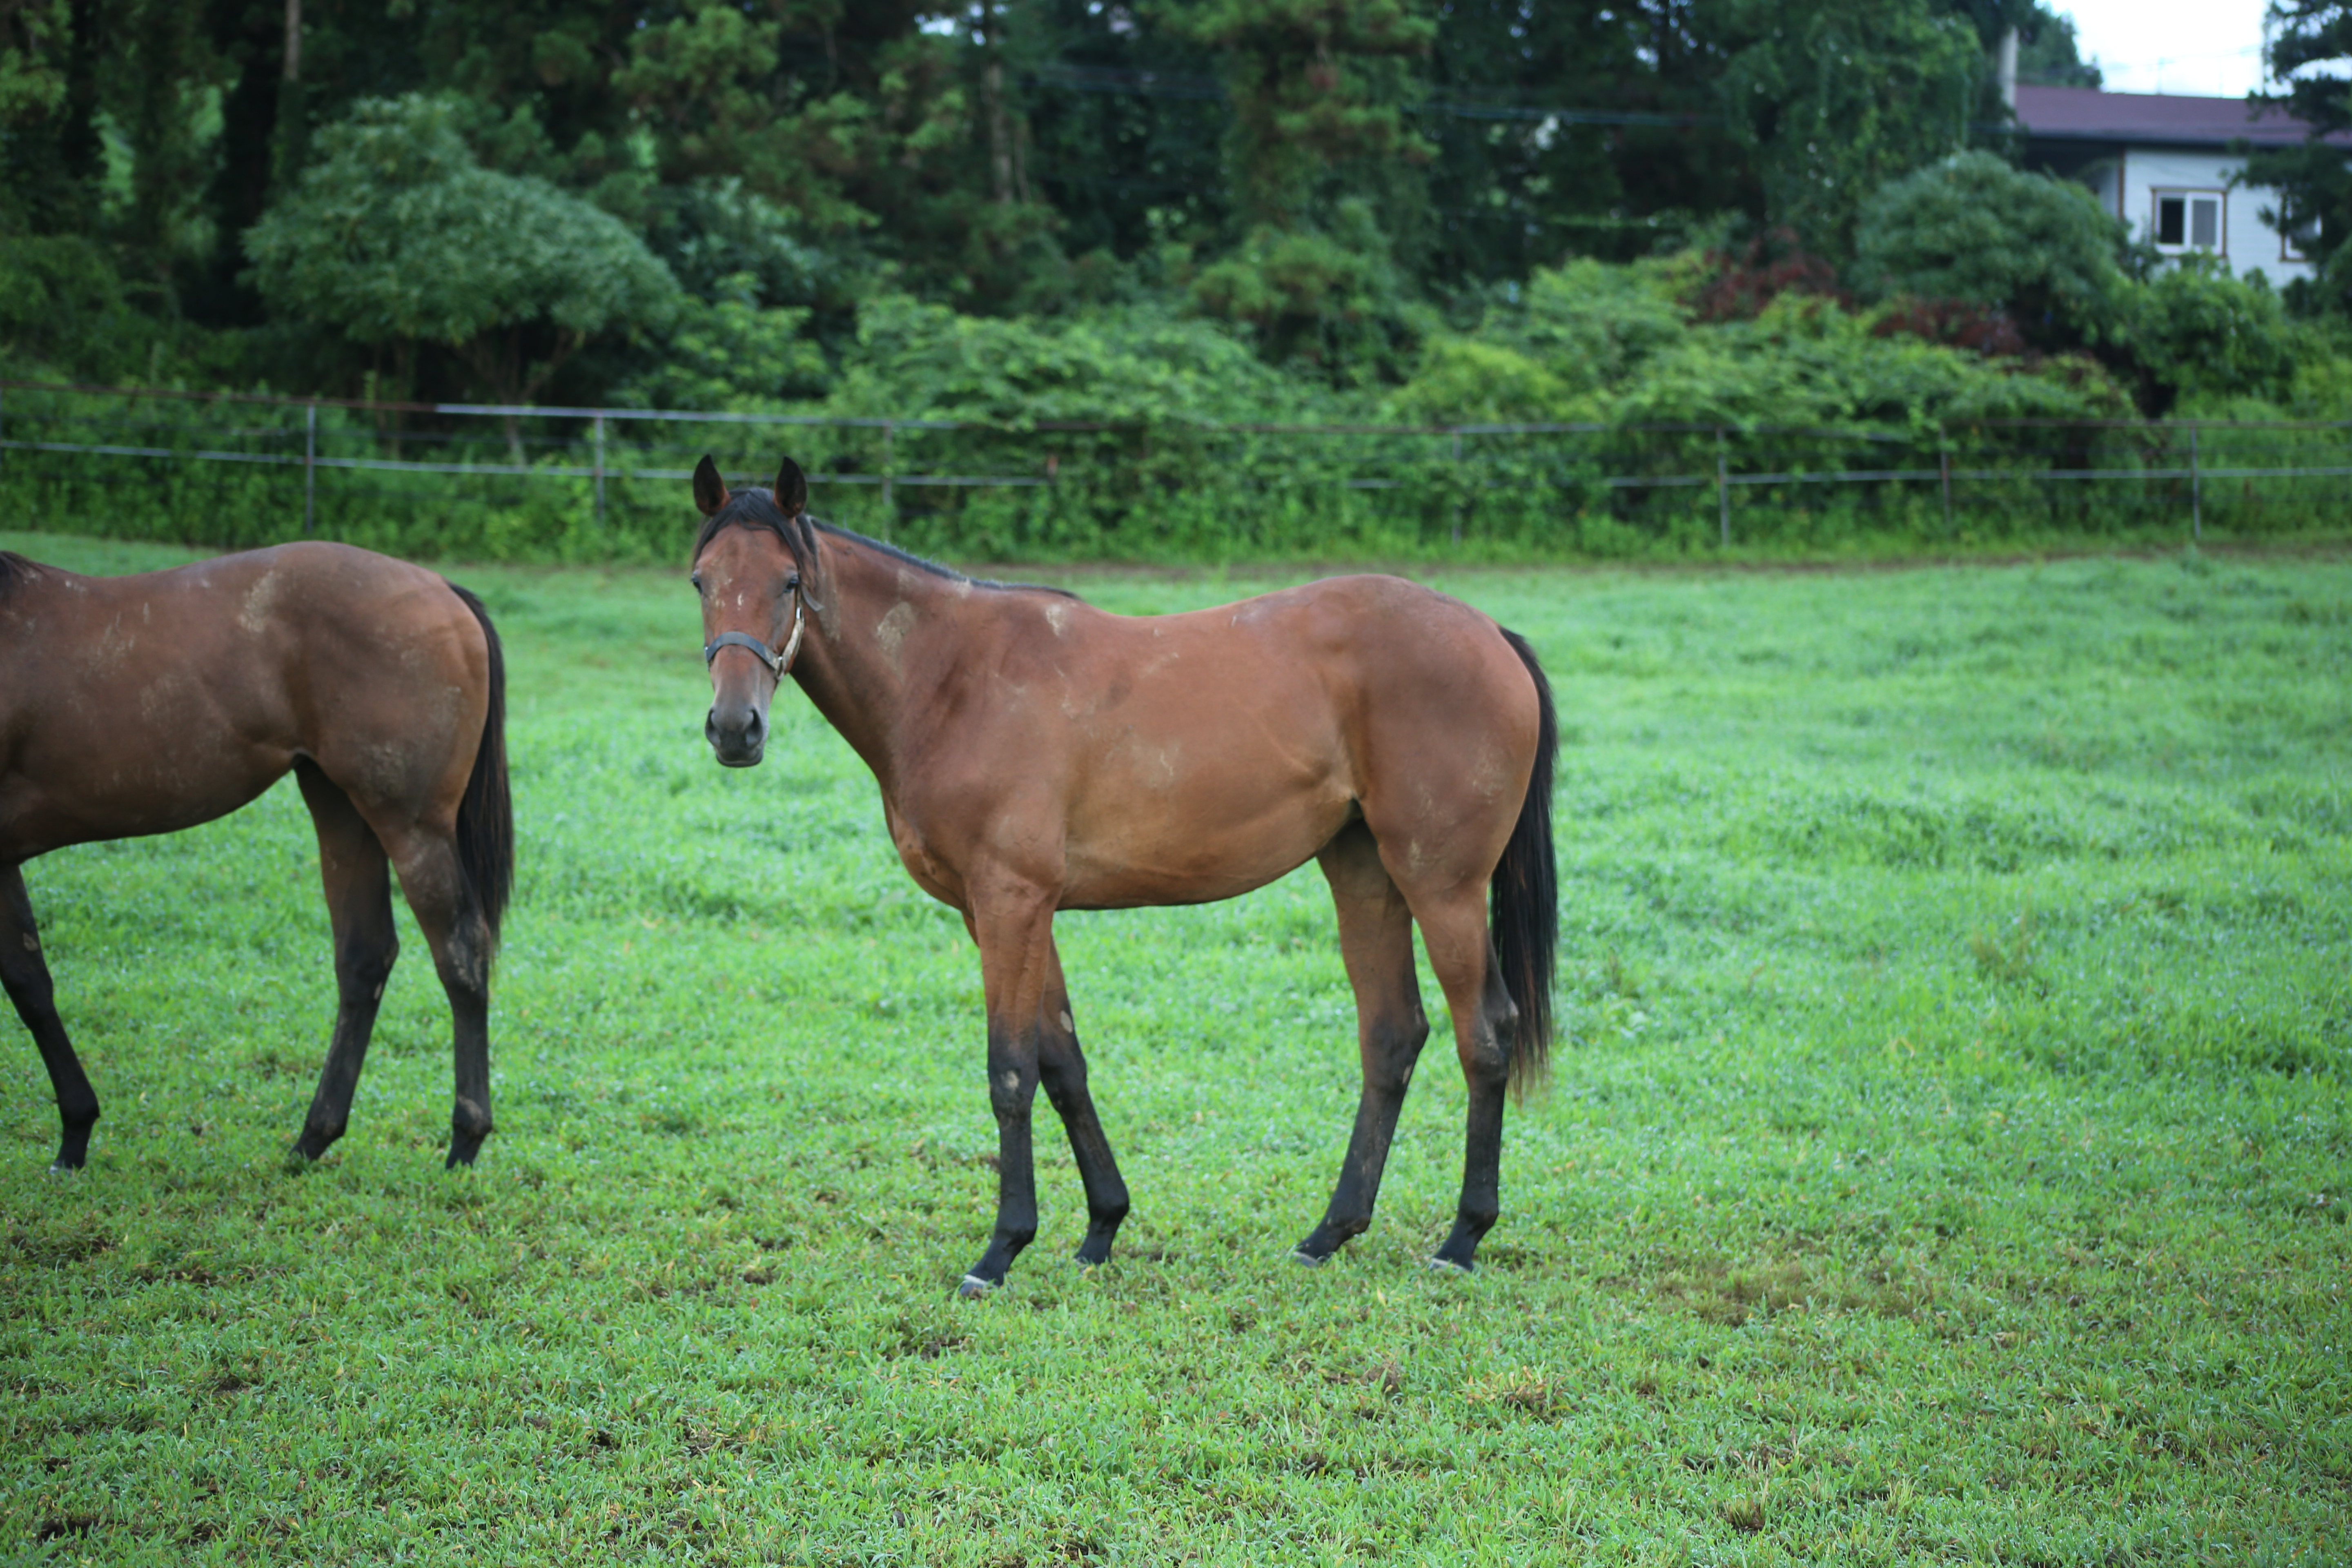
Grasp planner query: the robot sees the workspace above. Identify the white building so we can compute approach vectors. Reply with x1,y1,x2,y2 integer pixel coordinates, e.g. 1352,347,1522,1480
2015,85,2335,287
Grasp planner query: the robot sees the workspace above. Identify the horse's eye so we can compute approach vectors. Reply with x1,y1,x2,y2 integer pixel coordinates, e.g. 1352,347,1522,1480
690,572,704,592
785,574,800,593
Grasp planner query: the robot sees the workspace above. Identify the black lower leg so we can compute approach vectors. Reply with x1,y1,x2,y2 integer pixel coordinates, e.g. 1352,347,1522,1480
1294,1077,1410,1263
294,933,396,1161
1040,1033,1129,1267
445,998,493,1169
2,869,97,1172
1296,1012,1426,1264
1432,1077,1505,1270
1434,959,1517,1272
961,1031,1039,1294
440,912,494,1169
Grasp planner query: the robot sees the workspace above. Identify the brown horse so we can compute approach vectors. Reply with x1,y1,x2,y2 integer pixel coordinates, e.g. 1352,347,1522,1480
0,542,512,1172
690,457,1559,1294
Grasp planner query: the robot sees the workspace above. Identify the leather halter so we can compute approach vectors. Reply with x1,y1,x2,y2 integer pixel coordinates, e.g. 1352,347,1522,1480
703,585,805,679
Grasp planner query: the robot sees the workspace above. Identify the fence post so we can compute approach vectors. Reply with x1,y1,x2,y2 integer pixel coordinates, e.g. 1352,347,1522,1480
303,397,317,537
1940,427,1953,535
881,420,895,537
1450,427,1463,547
1715,426,1730,548
593,412,606,525
2189,423,2201,540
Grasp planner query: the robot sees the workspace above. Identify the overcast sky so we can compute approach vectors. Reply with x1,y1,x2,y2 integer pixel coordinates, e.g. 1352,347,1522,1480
2058,0,2276,98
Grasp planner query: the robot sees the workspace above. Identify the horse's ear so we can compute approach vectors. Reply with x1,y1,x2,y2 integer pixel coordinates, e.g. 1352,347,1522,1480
692,455,728,519
773,456,809,519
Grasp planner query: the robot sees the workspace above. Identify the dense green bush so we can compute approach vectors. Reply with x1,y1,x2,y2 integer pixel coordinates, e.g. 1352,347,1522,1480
2128,260,2299,412
1852,151,2135,347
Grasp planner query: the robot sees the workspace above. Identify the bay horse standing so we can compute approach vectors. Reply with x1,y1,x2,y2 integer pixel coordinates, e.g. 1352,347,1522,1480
689,457,1557,1294
0,542,512,1171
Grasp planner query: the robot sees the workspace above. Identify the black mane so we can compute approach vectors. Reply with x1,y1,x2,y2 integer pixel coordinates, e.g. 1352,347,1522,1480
692,490,1075,601
817,521,1077,600
0,551,35,599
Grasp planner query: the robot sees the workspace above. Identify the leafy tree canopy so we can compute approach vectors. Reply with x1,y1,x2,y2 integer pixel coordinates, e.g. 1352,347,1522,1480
1717,0,1983,258
245,94,677,424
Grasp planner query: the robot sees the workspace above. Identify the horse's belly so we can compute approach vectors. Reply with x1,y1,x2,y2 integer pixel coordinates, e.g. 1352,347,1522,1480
0,749,287,858
1058,791,1349,910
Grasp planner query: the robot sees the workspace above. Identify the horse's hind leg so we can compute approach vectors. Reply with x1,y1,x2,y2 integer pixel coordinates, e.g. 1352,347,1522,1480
1414,890,1520,1274
1,866,98,1171
291,762,399,1161
1037,936,1130,1267
1295,822,1430,1264
374,826,494,1168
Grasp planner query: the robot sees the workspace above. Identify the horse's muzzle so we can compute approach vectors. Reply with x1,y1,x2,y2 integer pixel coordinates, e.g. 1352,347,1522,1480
706,704,767,767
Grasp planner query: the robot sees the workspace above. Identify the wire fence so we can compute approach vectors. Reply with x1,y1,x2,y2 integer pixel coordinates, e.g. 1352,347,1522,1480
3,377,2347,562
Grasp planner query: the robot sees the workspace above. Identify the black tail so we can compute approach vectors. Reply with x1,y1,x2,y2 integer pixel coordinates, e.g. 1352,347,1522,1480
1492,627,1559,1099
447,584,513,948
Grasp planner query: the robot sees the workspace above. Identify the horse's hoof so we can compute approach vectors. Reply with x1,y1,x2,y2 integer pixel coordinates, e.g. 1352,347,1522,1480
47,1158,82,1176
1425,1256,1475,1276
445,1137,486,1170
1290,1248,1328,1268
955,1274,996,1301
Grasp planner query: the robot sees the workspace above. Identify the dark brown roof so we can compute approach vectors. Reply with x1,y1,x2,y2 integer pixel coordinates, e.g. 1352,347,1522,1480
2015,85,2350,147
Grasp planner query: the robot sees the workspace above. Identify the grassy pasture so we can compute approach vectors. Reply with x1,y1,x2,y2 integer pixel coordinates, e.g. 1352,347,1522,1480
0,530,2347,1566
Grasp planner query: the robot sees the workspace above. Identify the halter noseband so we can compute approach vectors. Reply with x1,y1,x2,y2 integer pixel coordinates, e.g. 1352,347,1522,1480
703,584,805,679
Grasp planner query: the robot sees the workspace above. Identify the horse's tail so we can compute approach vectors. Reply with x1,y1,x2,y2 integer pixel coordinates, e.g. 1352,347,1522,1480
1492,626,1559,1099
447,583,514,949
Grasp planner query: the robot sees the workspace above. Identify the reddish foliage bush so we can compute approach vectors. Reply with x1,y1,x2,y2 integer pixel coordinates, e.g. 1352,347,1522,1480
1689,228,1848,322
1871,296,2029,358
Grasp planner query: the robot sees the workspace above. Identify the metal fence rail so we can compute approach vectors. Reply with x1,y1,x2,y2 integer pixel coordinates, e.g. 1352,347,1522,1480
4,377,2348,547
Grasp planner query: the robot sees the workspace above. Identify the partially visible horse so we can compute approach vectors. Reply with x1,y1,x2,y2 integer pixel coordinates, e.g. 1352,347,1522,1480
688,457,1559,1294
0,542,512,1171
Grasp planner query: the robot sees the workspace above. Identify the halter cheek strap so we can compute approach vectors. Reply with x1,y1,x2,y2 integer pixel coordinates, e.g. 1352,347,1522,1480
704,588,805,679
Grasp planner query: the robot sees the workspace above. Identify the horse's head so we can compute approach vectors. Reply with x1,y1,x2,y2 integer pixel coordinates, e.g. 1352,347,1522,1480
690,454,815,768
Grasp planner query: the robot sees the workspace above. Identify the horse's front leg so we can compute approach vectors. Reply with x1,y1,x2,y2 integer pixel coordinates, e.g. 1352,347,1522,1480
959,884,1058,1297
1,865,98,1172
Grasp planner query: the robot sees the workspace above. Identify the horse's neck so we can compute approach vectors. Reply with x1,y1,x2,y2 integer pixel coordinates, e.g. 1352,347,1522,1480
789,534,974,792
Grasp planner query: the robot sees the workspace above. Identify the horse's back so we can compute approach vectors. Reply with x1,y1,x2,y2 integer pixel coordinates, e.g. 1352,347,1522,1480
0,543,488,860
968,574,1538,909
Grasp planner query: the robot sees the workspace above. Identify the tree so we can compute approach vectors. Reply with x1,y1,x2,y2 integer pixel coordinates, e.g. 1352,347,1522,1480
245,94,677,454
1172,0,1434,231
1013,0,1230,265
2245,2,2352,314
1853,150,2134,347
1415,0,1750,285
1169,0,1437,380
1716,0,1981,258
0,0,103,235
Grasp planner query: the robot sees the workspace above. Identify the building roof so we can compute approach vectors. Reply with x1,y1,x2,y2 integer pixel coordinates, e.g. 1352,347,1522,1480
2014,85,2349,148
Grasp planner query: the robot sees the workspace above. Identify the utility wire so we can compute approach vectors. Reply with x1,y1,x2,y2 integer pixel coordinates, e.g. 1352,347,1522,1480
1021,64,1716,127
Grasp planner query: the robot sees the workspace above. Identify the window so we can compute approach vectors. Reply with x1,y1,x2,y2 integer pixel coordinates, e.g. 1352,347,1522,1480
2152,189,2224,255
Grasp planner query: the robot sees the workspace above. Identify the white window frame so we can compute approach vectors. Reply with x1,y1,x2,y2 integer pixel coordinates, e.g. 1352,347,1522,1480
2281,207,2319,263
2150,188,2227,257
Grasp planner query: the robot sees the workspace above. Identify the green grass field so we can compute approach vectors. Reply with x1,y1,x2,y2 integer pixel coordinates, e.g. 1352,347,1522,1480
1,530,2347,1566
